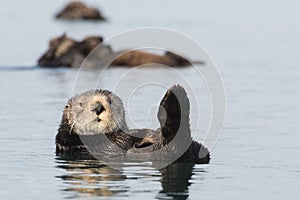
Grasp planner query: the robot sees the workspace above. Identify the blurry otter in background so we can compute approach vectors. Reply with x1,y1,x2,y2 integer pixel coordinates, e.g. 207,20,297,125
38,34,204,68
38,34,105,67
55,84,210,164
55,1,106,21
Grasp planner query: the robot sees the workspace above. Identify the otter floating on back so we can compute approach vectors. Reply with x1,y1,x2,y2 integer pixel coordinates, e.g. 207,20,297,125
55,85,210,164
38,34,204,68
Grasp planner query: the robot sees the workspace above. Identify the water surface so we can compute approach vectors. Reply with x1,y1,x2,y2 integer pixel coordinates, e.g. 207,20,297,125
0,0,300,199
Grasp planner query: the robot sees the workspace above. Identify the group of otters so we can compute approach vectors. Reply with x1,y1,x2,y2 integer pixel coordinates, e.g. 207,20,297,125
56,85,210,165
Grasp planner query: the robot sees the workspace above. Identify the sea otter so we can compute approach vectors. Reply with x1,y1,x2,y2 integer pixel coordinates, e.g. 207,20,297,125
55,1,106,21
38,34,202,68
55,85,210,164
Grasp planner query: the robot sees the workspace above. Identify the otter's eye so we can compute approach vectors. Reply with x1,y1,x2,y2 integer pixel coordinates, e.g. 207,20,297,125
108,99,112,104
65,105,69,109
79,102,83,107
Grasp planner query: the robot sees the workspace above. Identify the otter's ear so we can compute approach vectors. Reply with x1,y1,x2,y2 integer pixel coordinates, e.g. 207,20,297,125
157,85,191,142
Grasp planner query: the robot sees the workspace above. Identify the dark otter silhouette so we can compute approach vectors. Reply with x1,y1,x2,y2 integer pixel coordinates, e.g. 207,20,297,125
56,85,210,164
55,1,106,21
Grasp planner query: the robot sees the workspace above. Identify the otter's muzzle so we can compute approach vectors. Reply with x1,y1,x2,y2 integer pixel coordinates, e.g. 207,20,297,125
91,102,105,115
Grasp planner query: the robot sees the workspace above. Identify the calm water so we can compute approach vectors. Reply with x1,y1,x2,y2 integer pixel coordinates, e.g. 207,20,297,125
1,0,300,199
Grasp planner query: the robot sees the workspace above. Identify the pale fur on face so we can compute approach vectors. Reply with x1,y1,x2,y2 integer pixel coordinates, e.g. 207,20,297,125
64,90,128,135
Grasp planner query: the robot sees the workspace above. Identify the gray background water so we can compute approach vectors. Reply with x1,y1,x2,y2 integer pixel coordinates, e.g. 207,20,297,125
0,0,300,199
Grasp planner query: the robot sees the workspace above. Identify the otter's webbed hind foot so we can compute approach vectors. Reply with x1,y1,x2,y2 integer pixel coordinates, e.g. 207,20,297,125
158,84,210,164
158,84,191,143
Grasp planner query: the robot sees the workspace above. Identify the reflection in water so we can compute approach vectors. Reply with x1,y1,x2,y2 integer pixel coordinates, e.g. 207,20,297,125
55,157,128,198
158,163,194,200
56,157,205,199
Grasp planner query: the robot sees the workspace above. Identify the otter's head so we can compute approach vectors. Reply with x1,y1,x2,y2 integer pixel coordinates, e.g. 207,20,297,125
61,90,128,135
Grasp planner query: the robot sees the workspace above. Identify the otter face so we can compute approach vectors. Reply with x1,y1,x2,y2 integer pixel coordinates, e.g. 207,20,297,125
63,90,127,135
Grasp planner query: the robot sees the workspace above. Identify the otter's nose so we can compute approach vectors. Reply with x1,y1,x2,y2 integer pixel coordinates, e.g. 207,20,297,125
91,102,105,115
